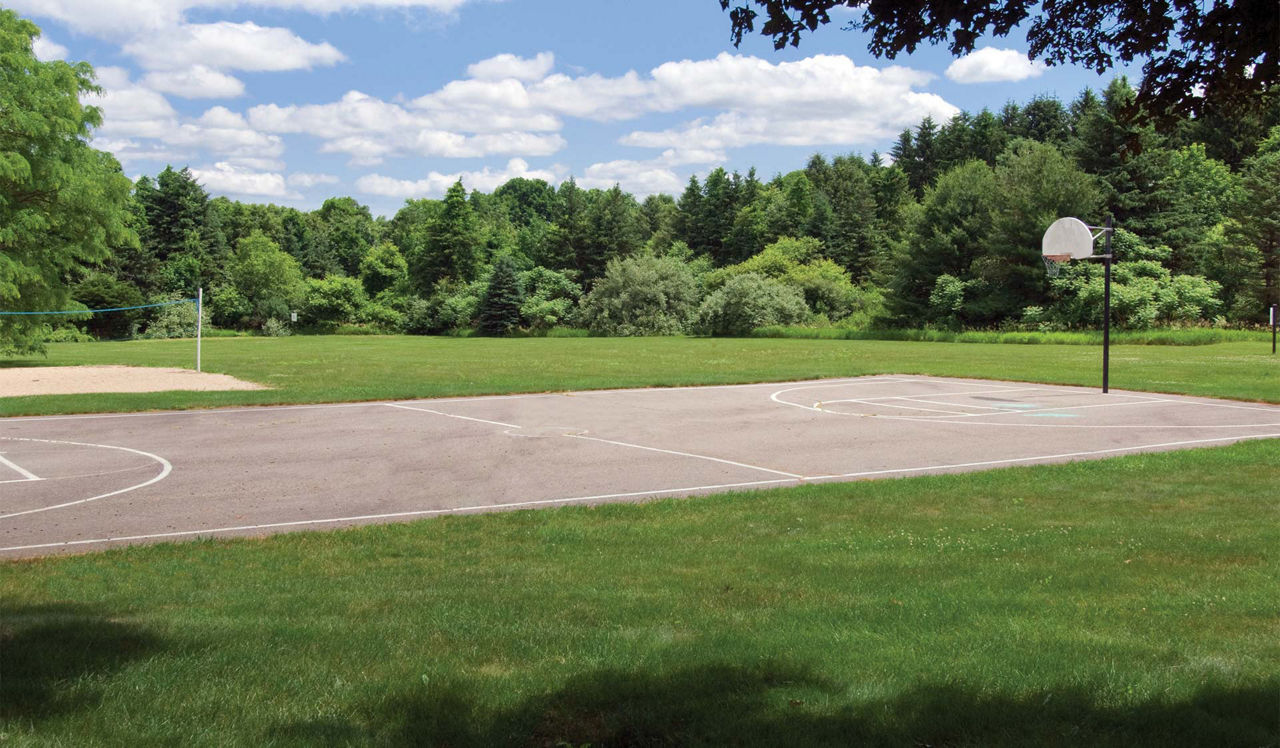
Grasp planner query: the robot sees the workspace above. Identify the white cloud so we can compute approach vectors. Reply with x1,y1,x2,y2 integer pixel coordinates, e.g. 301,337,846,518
578,148,725,196
33,35,69,61
144,65,245,98
467,52,555,82
579,160,684,196
250,90,565,164
86,71,283,170
355,158,559,198
125,22,344,72
945,47,1046,84
287,172,340,188
9,0,476,37
190,162,296,198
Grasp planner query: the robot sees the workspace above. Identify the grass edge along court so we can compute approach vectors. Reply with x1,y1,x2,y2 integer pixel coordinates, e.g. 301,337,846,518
1,439,1277,746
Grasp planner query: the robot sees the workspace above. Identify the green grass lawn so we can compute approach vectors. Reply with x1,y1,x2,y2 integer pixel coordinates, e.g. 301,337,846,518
3,441,1277,746
2,333,1277,416
3,335,1278,745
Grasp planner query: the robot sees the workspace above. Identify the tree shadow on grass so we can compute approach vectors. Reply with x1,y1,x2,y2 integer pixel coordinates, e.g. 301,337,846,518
0,603,166,724
272,660,1279,747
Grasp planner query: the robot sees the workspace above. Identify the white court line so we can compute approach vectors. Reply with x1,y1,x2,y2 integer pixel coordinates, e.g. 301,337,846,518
809,432,1280,481
565,433,806,479
848,385,1051,402
384,403,521,429
865,398,1181,420
0,477,798,554
8,432,1278,555
821,399,971,416
0,377,909,423
0,453,41,482
387,401,806,479
0,437,171,520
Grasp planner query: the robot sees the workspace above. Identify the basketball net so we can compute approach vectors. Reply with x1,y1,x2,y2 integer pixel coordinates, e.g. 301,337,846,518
1042,254,1071,278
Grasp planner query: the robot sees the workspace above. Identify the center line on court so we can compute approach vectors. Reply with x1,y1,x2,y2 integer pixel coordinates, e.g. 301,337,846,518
565,433,806,479
385,403,521,429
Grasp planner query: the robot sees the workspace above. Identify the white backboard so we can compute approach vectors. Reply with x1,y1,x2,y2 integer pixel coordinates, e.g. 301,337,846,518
1042,217,1096,260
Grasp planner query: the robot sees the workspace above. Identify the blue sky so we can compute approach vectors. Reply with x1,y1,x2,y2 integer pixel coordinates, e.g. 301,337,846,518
19,0,1140,216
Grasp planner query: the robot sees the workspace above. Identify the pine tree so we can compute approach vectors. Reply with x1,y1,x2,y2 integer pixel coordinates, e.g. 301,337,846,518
476,255,525,336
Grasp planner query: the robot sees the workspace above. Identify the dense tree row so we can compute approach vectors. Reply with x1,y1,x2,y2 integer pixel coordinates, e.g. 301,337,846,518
4,4,1277,352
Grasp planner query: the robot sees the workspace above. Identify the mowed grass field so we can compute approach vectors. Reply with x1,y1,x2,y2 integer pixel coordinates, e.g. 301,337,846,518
2,442,1277,746
1,333,1277,416
2,335,1278,745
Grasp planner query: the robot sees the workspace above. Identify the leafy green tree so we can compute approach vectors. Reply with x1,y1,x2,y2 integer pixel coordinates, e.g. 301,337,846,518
315,197,375,276
581,184,645,278
674,175,707,253
359,241,408,297
1,12,136,354
408,180,480,291
578,255,702,336
1144,144,1241,272
494,177,557,227
221,231,304,328
970,139,1100,323
544,177,589,272
476,255,525,336
1224,128,1280,319
883,160,996,325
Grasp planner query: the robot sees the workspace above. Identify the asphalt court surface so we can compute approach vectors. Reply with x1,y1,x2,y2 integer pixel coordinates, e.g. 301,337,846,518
2,375,1278,557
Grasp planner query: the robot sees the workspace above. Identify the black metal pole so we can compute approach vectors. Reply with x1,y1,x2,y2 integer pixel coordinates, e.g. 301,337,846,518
1103,216,1112,394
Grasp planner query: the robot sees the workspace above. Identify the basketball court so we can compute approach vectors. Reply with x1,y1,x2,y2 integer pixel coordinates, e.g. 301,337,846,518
2,374,1277,557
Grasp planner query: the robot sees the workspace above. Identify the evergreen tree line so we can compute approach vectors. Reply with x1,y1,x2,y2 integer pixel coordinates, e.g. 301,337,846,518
64,78,1279,340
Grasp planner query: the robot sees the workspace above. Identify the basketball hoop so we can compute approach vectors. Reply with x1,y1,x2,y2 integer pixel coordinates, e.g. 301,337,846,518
1043,215,1117,394
1042,254,1072,278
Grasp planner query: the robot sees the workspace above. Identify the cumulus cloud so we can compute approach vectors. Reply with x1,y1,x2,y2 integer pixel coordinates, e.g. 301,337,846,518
86,70,283,171
143,65,246,98
33,35,69,61
467,52,555,82
355,158,559,198
268,51,954,174
945,47,1046,84
287,172,340,188
578,148,726,195
250,90,565,164
9,0,476,37
125,22,344,72
190,162,296,198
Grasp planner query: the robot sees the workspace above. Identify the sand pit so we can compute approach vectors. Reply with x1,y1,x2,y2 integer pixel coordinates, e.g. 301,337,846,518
0,365,266,397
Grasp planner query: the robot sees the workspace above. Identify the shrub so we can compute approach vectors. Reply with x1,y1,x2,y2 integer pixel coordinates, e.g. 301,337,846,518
302,275,367,331
136,296,211,339
693,273,809,336
518,267,582,331
401,297,435,335
359,302,405,331
71,273,143,339
41,324,95,343
578,255,701,336
261,318,292,337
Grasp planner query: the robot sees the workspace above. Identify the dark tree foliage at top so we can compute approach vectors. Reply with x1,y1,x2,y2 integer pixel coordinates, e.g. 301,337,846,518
718,0,1278,121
